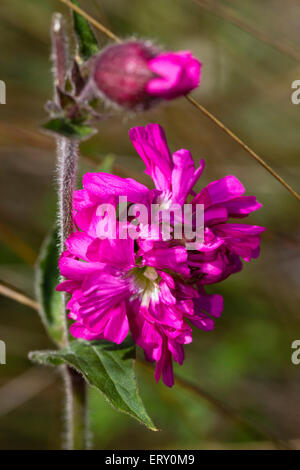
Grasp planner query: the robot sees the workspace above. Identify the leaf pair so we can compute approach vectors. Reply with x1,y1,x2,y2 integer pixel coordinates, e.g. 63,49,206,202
42,117,96,141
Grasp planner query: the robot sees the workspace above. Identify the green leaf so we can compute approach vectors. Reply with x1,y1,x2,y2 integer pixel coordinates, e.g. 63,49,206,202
35,228,65,346
42,117,96,141
29,338,157,431
71,0,99,60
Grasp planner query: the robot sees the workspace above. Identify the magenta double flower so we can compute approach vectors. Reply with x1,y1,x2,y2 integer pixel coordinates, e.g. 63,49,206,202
57,124,264,387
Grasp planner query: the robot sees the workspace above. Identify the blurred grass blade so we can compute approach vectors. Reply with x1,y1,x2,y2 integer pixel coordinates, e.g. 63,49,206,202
71,0,99,60
97,154,115,173
35,228,65,346
29,339,157,431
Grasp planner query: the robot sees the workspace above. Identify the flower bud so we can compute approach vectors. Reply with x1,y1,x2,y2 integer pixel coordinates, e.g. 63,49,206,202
92,40,201,110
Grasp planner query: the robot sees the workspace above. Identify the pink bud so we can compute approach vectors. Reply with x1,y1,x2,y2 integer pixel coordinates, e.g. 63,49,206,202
147,51,202,100
93,41,201,110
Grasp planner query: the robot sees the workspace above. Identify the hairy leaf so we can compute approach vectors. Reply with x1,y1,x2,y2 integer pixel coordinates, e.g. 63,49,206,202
35,228,65,346
71,0,99,60
29,339,157,431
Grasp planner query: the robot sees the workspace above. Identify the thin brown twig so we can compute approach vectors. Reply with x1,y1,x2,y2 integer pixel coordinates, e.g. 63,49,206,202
57,0,120,43
0,280,39,311
193,0,300,62
186,95,300,201
0,281,294,450
0,367,57,417
57,0,300,202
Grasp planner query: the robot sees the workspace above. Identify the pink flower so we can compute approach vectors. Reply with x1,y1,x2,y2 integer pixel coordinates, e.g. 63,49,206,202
92,41,201,110
57,123,264,387
57,234,222,387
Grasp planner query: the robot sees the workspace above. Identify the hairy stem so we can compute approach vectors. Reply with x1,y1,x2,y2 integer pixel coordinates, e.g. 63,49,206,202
51,12,89,450
56,138,79,349
63,367,91,450
57,138,79,250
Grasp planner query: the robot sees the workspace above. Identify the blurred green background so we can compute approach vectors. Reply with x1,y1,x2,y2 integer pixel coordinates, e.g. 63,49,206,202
0,0,300,450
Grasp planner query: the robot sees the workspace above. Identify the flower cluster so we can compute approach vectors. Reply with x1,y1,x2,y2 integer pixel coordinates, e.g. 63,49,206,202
57,124,264,387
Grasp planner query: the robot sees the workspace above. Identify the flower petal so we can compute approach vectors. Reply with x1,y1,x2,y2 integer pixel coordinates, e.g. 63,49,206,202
129,124,173,191
193,175,245,207
172,149,205,205
103,302,129,344
147,51,201,100
65,232,94,261
83,172,150,203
